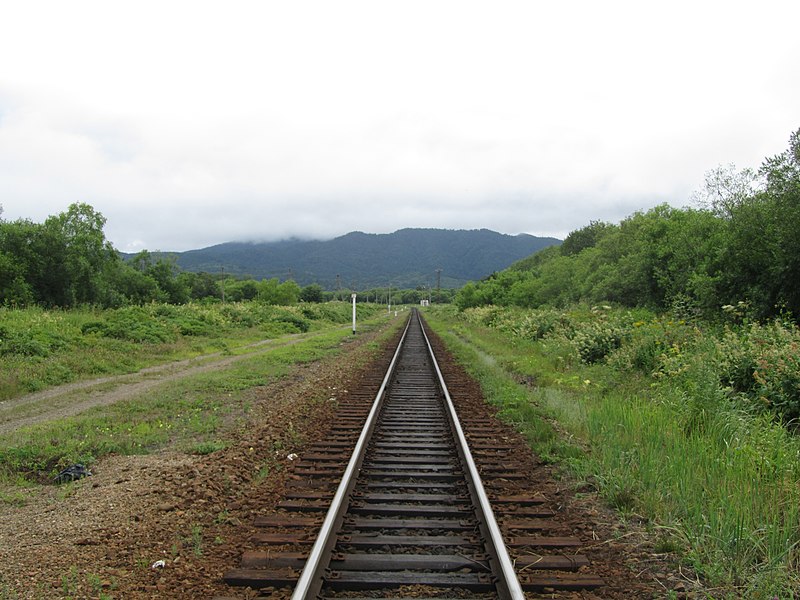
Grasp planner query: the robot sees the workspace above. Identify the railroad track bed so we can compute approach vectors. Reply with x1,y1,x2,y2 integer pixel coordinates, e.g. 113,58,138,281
221,312,605,599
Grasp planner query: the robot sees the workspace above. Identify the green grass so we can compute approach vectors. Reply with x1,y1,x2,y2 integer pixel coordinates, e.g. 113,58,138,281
0,311,392,485
0,301,384,401
424,305,800,598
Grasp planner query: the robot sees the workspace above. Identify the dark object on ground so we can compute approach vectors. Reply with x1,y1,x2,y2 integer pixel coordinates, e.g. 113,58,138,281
54,464,92,484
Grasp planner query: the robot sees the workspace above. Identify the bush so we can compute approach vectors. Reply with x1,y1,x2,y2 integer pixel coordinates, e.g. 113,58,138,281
609,316,698,376
88,307,177,343
0,314,73,357
573,322,625,363
274,311,310,333
509,310,576,341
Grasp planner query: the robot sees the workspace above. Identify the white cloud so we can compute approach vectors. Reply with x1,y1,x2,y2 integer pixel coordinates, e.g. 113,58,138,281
1,0,798,250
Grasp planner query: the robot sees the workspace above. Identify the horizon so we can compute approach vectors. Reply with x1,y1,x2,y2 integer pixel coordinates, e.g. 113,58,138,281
118,226,561,255
1,1,798,252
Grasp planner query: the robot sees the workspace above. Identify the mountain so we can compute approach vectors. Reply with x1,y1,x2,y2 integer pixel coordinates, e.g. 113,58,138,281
160,228,561,289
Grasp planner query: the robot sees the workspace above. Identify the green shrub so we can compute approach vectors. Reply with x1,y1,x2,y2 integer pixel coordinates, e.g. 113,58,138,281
0,316,73,357
518,312,560,340
0,331,51,357
572,322,625,363
609,317,699,376
708,322,800,421
274,311,310,333
96,307,177,343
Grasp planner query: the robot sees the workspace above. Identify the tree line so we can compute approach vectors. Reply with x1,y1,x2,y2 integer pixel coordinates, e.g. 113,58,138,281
457,128,800,321
0,203,321,308
0,203,455,309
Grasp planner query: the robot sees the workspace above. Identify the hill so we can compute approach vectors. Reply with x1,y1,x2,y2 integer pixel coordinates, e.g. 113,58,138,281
162,228,560,289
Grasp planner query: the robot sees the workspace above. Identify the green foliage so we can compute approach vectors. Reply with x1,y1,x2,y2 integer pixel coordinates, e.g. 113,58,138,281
0,309,76,358
1,202,348,310
461,303,800,426
299,283,324,303
0,301,384,400
82,306,177,343
0,203,118,308
0,308,388,483
273,310,310,333
709,321,800,422
573,320,625,363
257,278,300,305
427,305,800,596
559,220,615,256
457,128,800,322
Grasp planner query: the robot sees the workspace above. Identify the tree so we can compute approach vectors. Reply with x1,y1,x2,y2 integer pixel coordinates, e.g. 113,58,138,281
715,129,800,318
43,203,119,306
300,283,324,303
560,220,615,256
692,163,762,218
257,278,300,305
179,271,220,300
147,257,190,304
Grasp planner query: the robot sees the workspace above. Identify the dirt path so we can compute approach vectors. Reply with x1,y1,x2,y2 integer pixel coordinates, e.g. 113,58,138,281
0,318,702,599
0,332,322,435
0,322,394,599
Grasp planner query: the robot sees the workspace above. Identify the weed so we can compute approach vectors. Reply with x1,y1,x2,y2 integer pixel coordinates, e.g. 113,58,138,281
654,534,682,555
214,509,232,525
60,565,79,596
0,488,30,507
86,572,102,592
426,305,800,597
187,524,203,556
190,440,226,455
0,575,20,600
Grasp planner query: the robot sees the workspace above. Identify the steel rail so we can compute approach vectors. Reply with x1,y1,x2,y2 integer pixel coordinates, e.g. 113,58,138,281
419,315,526,600
290,314,413,600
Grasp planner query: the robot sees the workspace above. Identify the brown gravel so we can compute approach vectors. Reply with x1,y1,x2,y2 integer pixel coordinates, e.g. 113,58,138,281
0,314,703,599
0,321,399,599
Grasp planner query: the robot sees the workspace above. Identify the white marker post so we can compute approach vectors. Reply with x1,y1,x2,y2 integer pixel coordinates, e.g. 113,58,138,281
351,293,357,335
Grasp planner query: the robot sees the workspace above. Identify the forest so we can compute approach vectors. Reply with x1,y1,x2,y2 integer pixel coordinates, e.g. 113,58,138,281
420,129,800,595
456,129,800,322
0,203,455,308
0,202,308,308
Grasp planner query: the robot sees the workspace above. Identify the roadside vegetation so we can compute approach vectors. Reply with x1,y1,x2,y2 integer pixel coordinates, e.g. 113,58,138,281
0,301,381,400
426,304,800,597
425,128,800,598
0,301,388,488
457,129,800,323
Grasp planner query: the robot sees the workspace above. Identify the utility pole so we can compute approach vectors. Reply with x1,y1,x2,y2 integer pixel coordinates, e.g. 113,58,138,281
435,269,442,303
221,266,225,303
352,293,357,335
336,274,341,302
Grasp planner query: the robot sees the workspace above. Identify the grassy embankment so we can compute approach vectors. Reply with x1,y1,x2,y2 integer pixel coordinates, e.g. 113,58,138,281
0,302,384,400
0,301,391,493
424,304,800,599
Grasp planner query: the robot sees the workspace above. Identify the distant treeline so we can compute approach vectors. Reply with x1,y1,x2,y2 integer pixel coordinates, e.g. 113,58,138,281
0,203,453,308
457,128,800,321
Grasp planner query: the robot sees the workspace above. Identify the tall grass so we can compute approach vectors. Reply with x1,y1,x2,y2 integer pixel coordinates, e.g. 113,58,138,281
0,306,393,484
0,301,383,400
425,305,800,597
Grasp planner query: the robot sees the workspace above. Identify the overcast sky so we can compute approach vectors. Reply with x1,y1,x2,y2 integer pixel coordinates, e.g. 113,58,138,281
1,1,798,252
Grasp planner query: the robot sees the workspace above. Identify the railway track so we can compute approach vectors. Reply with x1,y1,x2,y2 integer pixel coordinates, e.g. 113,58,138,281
222,310,604,598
